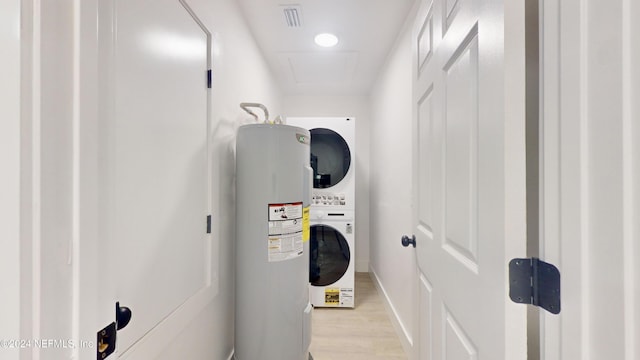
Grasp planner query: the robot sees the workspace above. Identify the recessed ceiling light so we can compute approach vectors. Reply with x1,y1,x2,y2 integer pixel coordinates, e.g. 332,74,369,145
314,33,339,47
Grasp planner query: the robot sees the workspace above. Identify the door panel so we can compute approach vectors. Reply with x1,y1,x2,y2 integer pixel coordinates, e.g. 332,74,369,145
412,0,526,358
443,309,477,359
417,12,433,72
444,0,463,32
98,0,213,356
443,28,478,269
417,86,435,233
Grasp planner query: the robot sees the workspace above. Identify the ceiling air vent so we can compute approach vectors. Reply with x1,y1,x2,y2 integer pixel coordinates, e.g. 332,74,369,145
280,4,302,27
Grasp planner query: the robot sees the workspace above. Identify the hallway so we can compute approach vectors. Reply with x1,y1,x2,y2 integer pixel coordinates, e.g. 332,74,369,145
3,0,640,359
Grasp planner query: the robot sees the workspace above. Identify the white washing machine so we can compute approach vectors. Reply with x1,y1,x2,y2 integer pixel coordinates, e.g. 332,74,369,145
286,117,355,212
309,211,355,308
286,117,356,308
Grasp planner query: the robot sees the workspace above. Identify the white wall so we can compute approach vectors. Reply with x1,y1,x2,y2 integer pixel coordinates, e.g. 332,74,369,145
156,1,282,359
283,95,371,272
368,12,416,351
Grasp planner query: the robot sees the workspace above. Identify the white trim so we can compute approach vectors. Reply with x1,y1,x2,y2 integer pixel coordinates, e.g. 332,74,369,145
539,0,563,357
578,1,591,357
368,266,413,354
503,0,528,358
71,0,82,358
0,0,22,356
621,1,636,359
31,1,43,358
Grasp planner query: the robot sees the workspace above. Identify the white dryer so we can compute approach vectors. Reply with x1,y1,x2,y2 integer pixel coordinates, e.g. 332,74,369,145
286,117,355,212
309,211,355,308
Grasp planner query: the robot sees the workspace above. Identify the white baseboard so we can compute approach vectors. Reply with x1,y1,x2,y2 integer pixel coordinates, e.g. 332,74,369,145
368,266,413,355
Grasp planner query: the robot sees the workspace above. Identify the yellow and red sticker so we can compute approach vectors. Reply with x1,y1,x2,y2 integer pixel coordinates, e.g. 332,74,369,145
302,206,310,242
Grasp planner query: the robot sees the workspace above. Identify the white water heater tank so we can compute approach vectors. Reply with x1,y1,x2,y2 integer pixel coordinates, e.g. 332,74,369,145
235,123,313,360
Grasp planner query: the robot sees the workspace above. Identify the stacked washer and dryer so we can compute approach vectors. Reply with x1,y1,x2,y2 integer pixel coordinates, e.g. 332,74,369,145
286,117,356,308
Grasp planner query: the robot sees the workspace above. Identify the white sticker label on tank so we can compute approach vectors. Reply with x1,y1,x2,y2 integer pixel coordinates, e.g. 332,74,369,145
268,202,304,262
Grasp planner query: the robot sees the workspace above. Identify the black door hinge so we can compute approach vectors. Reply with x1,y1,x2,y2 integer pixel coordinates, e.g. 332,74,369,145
206,215,212,234
509,257,561,314
207,69,212,89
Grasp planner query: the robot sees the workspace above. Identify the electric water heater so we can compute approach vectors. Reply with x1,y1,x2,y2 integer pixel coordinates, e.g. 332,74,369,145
235,123,313,360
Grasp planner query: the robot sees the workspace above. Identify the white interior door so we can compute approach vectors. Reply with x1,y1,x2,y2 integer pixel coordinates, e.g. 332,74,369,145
411,0,527,358
540,0,640,358
83,0,215,358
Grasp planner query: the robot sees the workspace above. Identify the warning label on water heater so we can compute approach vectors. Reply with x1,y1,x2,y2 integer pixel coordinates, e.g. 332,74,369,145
268,202,303,262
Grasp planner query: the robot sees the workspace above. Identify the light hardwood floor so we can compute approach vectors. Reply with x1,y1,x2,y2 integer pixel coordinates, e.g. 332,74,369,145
309,272,408,360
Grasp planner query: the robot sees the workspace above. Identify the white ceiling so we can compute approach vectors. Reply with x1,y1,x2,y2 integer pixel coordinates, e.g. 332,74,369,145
236,0,416,95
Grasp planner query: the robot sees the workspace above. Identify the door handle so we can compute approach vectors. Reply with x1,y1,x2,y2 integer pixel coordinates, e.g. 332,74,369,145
116,301,132,330
401,235,416,248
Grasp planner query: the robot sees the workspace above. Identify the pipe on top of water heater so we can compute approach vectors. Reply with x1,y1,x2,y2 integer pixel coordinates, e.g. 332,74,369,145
239,102,284,125
240,102,269,122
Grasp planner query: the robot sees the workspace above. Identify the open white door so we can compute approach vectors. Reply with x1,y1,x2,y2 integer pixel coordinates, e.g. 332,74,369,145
540,0,640,358
76,0,215,358
411,0,528,358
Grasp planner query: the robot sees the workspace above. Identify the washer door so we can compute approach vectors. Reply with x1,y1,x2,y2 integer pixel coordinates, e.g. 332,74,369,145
309,224,350,286
310,128,351,188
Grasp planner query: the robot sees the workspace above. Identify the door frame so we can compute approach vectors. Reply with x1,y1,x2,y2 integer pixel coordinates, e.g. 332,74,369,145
1,1,24,357
504,0,530,356
539,0,640,358
504,0,531,360
73,0,103,357
12,1,77,358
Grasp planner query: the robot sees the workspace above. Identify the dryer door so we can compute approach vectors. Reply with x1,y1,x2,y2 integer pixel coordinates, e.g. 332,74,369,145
310,128,351,189
310,224,350,286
